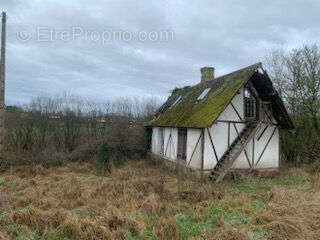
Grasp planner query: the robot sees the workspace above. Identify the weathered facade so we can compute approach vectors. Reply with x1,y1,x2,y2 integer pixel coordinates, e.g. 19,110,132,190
147,63,293,181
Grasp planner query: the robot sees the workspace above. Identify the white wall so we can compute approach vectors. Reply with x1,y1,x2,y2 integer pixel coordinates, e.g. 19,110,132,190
151,86,280,170
152,127,178,161
186,128,202,169
203,88,245,170
232,125,279,169
163,127,178,160
151,126,203,168
218,88,244,121
151,127,159,154
232,99,280,169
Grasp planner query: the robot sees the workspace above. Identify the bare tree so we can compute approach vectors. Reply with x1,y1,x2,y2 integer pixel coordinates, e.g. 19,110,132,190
265,44,320,164
4,94,163,156
265,44,320,130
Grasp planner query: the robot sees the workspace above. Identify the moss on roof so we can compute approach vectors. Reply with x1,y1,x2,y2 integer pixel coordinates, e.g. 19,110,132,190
149,64,260,128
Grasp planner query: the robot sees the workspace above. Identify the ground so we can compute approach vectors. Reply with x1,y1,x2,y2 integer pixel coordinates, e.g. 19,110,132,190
0,160,320,240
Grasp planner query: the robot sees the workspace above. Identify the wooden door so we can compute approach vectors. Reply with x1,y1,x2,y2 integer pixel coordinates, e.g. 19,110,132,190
177,128,187,160
159,128,164,155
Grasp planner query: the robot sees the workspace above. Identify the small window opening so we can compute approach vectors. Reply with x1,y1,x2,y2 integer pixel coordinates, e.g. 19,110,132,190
197,88,211,101
244,87,256,120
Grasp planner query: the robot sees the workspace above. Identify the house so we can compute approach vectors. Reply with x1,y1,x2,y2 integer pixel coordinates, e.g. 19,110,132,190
147,63,294,181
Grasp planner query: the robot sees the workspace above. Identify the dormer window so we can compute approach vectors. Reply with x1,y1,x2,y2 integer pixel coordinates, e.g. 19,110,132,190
197,88,211,101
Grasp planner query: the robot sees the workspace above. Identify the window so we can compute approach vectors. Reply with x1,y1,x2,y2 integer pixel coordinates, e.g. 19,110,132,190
170,96,182,108
159,127,164,155
197,88,211,101
177,128,187,160
244,87,256,119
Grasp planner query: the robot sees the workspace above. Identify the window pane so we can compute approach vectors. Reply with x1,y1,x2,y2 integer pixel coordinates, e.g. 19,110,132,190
197,88,211,100
171,96,182,108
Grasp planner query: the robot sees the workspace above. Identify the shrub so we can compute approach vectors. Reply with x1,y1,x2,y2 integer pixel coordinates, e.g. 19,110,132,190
96,141,112,173
69,140,101,162
39,149,67,167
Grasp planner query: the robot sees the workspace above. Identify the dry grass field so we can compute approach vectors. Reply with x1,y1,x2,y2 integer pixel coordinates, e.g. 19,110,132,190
0,160,320,240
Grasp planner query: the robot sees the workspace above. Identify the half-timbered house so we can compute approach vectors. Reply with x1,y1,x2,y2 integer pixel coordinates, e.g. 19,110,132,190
147,63,294,181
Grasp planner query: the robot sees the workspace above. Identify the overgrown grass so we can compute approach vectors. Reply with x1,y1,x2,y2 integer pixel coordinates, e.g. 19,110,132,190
0,161,319,239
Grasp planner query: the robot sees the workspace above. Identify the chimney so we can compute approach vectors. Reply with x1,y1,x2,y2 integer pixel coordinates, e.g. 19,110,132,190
200,67,215,82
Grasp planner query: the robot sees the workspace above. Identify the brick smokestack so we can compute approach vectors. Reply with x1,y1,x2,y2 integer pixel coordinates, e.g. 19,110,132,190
200,67,215,82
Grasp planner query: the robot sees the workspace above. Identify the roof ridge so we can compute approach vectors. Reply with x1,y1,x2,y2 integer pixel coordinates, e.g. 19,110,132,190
211,62,262,82
191,62,262,88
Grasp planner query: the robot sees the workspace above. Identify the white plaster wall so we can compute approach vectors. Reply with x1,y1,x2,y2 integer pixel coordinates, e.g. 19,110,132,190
203,128,216,169
206,122,246,169
202,88,246,170
151,127,159,154
232,141,252,168
152,87,280,170
169,128,178,160
232,124,279,169
218,88,244,121
255,126,279,168
163,127,177,160
186,128,202,169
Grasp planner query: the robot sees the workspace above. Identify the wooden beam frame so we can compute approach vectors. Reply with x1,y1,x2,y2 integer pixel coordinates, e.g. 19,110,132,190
279,129,282,168
216,120,246,124
187,132,202,166
201,129,205,180
171,131,176,158
261,103,273,124
227,122,230,149
206,128,219,162
255,127,277,167
164,131,172,156
252,137,255,167
231,102,243,121
257,125,268,141
233,123,252,168
208,68,260,127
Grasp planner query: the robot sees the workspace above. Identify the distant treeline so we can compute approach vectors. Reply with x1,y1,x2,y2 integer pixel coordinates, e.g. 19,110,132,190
1,94,162,169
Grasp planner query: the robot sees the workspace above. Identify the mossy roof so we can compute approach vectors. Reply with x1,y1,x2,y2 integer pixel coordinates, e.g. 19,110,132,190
148,63,261,128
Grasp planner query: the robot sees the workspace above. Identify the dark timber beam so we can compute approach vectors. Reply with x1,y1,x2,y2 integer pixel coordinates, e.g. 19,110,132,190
216,120,246,124
231,103,243,121
257,125,268,141
206,128,219,162
233,123,252,168
187,133,202,166
255,127,277,167
201,129,205,180
165,132,172,156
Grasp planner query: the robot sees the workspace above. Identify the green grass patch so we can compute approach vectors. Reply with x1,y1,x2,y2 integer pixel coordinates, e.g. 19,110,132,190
127,230,156,240
272,174,309,189
248,229,267,239
206,204,224,226
0,177,5,185
225,211,250,227
175,213,205,238
227,178,271,196
250,200,265,211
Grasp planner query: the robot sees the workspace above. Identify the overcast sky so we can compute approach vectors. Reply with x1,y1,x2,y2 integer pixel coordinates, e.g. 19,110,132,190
1,0,320,105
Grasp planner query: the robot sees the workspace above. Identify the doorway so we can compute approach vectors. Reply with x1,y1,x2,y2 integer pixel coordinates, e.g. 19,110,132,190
177,128,187,160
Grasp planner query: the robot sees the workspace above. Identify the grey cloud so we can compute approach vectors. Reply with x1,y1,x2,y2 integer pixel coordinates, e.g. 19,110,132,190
1,0,320,105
